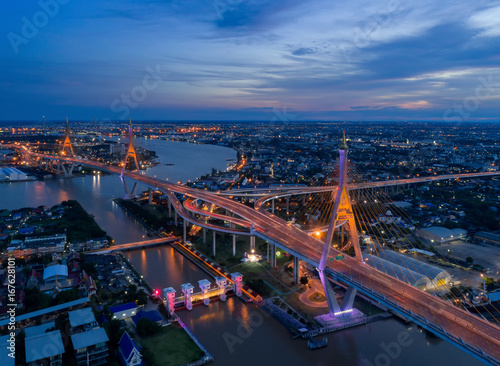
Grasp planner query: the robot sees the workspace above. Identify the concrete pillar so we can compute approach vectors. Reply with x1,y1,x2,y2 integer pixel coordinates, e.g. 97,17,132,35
231,272,243,297
198,279,211,306
232,234,236,256
174,211,178,225
148,188,152,205
168,199,172,217
181,283,194,311
271,199,275,214
267,242,270,262
302,195,306,205
341,224,344,248
212,231,216,257
216,277,227,301
341,287,357,311
250,236,255,251
286,196,290,212
162,287,176,316
183,220,187,243
270,244,277,268
293,256,300,284
203,228,207,244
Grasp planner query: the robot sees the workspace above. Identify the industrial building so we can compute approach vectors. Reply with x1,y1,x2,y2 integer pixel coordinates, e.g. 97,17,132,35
364,250,453,291
416,226,467,244
0,167,30,181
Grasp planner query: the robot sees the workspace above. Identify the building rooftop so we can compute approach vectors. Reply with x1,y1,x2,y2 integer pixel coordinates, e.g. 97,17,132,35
25,330,64,363
24,322,55,338
0,298,89,327
0,335,15,366
43,264,68,281
68,307,96,328
109,302,137,314
71,327,109,350
131,310,162,326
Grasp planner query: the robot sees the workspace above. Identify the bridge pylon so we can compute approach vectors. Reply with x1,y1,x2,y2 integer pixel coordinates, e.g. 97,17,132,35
120,119,140,198
61,117,74,157
318,132,363,317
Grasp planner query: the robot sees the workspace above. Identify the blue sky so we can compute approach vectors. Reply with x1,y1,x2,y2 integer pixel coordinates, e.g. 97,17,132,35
2,0,500,121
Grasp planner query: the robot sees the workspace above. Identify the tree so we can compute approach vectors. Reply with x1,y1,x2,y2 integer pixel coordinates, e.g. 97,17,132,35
136,318,161,337
466,256,474,264
104,319,124,346
136,289,148,306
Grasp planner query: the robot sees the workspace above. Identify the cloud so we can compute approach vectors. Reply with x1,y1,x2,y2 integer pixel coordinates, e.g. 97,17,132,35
291,48,315,56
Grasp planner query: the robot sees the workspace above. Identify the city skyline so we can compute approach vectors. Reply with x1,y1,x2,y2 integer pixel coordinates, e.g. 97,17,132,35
2,1,500,121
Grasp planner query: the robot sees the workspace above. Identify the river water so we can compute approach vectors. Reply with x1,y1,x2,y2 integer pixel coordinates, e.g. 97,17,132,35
0,138,235,244
1,139,482,365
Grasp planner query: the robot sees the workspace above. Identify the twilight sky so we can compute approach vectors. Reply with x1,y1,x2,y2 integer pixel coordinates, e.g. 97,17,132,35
2,0,500,121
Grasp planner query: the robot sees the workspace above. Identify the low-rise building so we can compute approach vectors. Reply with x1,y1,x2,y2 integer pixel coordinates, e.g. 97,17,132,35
118,331,143,366
416,226,467,244
110,302,137,320
71,327,109,366
25,330,64,366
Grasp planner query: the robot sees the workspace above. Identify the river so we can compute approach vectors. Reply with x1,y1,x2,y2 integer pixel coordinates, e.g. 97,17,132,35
0,138,236,244
1,139,483,365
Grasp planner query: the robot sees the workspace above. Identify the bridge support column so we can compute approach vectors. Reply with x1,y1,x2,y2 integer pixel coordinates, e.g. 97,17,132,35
148,188,153,205
271,199,275,214
318,270,341,314
168,199,172,217
183,220,187,243
232,234,236,256
341,287,357,312
121,176,138,199
203,228,206,244
286,196,290,213
250,235,255,251
293,256,300,284
270,244,277,268
267,242,270,262
212,231,216,257
174,211,178,225
302,195,306,205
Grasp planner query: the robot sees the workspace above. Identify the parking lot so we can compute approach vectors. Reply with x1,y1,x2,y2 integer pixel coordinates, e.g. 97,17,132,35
439,240,500,278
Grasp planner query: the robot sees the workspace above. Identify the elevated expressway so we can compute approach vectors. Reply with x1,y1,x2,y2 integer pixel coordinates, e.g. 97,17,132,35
18,149,500,365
